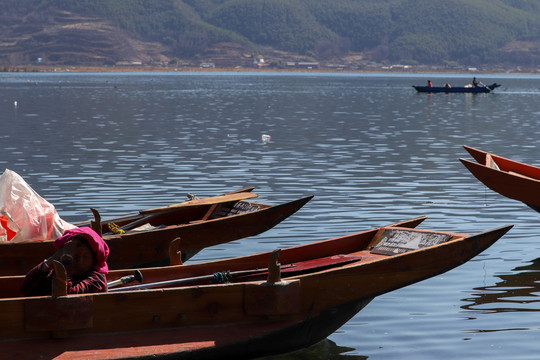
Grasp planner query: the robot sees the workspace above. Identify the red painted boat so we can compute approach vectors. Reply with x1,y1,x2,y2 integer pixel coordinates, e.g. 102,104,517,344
0,217,512,360
0,188,313,275
460,145,540,213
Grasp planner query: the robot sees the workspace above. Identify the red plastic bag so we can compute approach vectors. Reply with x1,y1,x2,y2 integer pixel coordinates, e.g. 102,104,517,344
0,169,75,243
0,215,16,241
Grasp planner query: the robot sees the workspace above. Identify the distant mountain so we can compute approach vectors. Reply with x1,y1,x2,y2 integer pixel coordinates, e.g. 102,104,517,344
1,0,539,69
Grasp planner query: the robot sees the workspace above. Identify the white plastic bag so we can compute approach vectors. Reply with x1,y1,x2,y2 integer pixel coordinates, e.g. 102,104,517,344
0,169,75,243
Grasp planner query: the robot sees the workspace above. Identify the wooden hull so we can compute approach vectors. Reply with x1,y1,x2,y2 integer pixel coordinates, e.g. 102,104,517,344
0,217,512,360
0,195,313,275
413,83,500,93
5,297,374,360
460,145,540,212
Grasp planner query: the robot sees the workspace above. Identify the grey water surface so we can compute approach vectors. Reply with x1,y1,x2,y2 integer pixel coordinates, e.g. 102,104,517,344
1,72,540,359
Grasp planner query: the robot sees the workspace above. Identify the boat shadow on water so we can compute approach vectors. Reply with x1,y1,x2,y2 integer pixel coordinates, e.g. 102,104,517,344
259,338,367,360
461,257,540,314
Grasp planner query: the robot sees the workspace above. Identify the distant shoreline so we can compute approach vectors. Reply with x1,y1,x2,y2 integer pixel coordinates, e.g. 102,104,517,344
0,65,536,75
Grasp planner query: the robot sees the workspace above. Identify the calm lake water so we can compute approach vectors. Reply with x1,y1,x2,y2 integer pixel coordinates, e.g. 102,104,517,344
1,72,540,359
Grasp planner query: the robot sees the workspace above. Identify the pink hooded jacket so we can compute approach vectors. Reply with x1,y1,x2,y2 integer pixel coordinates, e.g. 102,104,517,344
54,227,110,274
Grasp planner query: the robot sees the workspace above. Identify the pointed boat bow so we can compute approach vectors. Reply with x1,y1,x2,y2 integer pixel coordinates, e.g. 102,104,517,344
460,156,540,210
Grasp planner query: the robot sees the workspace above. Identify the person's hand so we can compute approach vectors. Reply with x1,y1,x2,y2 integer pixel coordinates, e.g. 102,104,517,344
40,240,76,272
48,240,75,263
40,247,63,272
59,240,75,264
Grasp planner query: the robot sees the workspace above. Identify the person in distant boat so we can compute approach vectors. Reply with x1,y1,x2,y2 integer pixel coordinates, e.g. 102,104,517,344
21,227,109,296
444,83,451,88
472,77,478,87
427,80,433,87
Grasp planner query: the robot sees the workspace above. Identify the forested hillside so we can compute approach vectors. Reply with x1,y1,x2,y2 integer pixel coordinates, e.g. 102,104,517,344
1,0,539,68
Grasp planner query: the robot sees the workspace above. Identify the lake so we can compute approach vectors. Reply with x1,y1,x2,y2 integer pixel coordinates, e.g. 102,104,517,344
1,71,540,359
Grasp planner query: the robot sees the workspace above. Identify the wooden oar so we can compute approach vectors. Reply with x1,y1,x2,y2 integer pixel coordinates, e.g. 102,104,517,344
478,81,491,92
108,253,362,292
108,268,268,292
140,192,259,215
224,186,255,194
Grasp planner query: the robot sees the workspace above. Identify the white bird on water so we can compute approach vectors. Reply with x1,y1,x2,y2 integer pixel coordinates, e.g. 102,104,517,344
14,101,17,108
261,134,271,144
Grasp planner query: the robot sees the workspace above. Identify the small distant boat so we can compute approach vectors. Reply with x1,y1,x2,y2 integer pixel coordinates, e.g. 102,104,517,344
413,83,500,93
0,217,512,360
460,145,540,213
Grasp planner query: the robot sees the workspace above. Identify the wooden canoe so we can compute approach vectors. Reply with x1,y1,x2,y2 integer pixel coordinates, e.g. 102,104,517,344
0,217,512,360
0,189,313,275
460,145,540,213
413,83,500,93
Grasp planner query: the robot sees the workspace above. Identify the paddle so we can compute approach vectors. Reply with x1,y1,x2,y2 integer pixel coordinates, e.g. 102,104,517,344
140,192,259,215
478,81,491,92
108,253,362,292
224,186,255,194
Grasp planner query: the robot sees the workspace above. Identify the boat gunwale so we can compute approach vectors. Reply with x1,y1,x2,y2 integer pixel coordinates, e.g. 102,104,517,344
0,221,512,301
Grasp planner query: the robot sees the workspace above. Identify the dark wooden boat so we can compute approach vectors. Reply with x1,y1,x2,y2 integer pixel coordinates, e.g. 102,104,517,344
0,188,313,275
0,217,512,360
460,145,540,213
413,83,500,93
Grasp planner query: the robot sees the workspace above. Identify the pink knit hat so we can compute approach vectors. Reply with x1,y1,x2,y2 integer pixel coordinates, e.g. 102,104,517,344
54,227,109,274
